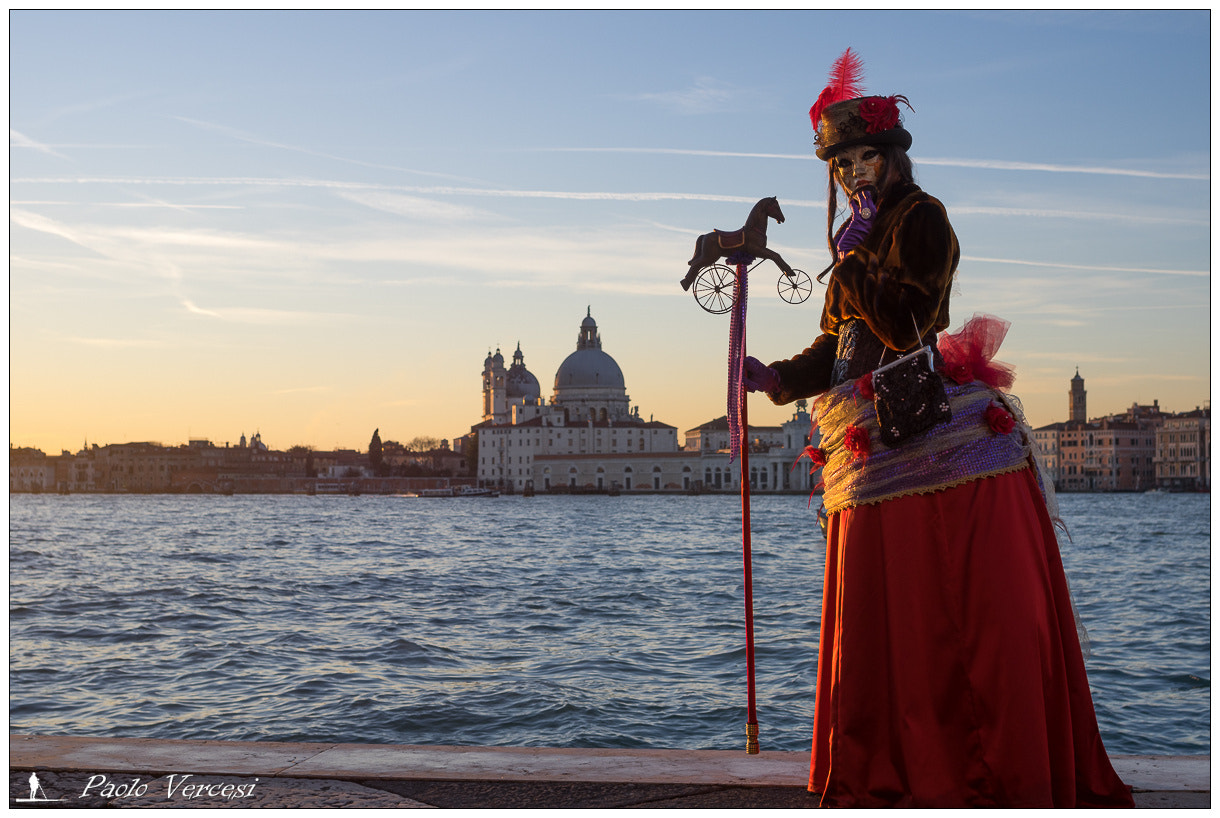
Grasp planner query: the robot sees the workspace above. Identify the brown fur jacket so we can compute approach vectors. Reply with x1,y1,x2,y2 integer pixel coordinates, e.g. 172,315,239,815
767,182,959,404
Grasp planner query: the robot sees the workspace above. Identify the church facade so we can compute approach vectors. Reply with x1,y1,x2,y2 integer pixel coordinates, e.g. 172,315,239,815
472,309,820,494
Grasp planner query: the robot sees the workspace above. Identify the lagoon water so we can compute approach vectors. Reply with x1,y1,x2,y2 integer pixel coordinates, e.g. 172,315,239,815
9,492,1209,756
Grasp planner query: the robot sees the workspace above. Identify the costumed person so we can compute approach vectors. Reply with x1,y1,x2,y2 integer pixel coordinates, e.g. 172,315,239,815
742,48,1134,808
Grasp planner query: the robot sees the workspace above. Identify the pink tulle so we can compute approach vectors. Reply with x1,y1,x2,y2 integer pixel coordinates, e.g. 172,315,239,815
937,313,1016,391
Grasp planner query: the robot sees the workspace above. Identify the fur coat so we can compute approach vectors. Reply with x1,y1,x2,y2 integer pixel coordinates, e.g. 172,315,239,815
768,182,959,404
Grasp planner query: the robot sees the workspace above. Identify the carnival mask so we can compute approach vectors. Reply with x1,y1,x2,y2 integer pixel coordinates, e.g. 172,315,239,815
833,145,884,194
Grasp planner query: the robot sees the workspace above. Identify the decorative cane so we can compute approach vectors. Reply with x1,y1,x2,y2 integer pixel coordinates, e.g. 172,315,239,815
684,198,809,755
726,251,759,754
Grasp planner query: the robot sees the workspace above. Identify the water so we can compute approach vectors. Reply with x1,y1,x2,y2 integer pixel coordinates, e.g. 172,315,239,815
9,492,1209,756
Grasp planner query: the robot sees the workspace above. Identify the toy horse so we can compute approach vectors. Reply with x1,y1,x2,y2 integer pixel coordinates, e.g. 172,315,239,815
681,196,796,291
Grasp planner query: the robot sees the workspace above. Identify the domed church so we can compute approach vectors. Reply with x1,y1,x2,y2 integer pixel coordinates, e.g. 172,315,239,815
472,308,818,494
553,308,631,423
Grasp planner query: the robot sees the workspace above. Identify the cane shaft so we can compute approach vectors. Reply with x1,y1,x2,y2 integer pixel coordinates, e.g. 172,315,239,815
737,262,759,754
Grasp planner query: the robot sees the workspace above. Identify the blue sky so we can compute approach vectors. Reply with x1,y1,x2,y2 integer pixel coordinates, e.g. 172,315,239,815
9,10,1211,454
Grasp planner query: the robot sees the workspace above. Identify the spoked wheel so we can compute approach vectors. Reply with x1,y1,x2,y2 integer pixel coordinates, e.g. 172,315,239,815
777,268,813,305
692,264,736,314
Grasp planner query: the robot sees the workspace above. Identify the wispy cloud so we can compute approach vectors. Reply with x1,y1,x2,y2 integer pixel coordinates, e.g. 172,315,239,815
181,300,352,326
13,175,802,206
335,190,496,222
269,385,332,396
917,156,1207,180
64,336,163,349
551,147,805,160
953,206,1205,226
16,173,1204,228
172,116,486,184
12,199,241,210
10,129,69,160
962,255,1208,277
544,147,1208,180
619,77,747,115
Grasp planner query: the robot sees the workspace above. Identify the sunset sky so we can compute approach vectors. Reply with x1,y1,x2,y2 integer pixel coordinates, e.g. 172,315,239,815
9,10,1211,455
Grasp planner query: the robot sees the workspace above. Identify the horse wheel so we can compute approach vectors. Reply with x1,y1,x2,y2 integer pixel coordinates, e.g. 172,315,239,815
777,268,812,305
693,264,736,314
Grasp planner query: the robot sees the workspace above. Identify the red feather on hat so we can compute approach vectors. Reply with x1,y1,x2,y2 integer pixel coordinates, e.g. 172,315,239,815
809,47,865,131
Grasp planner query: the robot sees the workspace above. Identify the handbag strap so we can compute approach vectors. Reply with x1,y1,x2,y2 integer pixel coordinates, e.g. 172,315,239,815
876,312,927,367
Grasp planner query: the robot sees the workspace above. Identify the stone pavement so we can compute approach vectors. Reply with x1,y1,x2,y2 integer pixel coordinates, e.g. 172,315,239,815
9,735,1211,808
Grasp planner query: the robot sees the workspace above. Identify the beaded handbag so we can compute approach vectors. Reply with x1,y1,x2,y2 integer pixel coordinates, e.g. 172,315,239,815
872,319,952,447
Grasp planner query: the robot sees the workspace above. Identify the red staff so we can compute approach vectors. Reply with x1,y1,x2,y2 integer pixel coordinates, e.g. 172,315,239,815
725,251,759,754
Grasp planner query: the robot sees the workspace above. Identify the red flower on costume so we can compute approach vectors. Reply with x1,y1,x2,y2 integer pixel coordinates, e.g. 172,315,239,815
854,371,875,400
795,445,828,476
946,362,975,385
985,402,1016,435
858,95,910,133
845,425,871,461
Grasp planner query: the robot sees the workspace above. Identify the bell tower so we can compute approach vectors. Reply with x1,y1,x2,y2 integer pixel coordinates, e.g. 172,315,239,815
1069,369,1087,423
482,348,507,423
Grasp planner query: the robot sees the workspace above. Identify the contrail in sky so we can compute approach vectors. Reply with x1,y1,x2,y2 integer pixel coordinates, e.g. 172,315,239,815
546,147,1207,180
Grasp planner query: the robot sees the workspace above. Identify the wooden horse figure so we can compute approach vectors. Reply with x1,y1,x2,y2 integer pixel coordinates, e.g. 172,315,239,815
681,196,796,291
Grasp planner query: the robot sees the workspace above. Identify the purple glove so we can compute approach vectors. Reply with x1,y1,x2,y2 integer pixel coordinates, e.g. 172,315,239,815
744,356,780,394
835,185,878,259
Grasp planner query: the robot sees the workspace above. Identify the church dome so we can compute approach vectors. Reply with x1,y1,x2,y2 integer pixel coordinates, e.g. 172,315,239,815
506,343,541,401
555,348,625,391
554,309,625,392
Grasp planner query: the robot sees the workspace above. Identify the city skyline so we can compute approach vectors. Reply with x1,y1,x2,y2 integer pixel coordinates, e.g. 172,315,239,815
12,361,1206,457
10,11,1211,455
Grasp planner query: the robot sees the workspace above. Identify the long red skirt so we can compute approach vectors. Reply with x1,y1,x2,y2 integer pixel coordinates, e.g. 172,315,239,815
809,467,1134,807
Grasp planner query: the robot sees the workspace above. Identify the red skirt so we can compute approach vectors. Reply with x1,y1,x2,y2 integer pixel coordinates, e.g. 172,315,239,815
809,467,1134,807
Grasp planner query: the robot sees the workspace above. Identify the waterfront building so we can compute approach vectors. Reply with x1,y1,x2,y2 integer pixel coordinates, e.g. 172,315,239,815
1031,423,1064,486
1054,419,1159,492
683,408,820,492
9,446,56,492
1031,372,1207,492
472,309,820,493
1155,408,1210,491
473,309,680,492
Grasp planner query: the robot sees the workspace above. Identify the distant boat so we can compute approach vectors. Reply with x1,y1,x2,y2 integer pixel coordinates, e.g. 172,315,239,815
420,488,455,498
455,486,499,498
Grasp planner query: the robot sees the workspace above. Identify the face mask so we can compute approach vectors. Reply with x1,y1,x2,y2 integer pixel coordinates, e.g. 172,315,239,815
833,146,884,194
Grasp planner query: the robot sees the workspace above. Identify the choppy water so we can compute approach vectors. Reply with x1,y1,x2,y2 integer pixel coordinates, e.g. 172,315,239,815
8,492,1209,755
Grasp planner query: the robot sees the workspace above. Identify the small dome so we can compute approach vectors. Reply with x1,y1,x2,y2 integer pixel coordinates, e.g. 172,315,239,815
506,343,541,401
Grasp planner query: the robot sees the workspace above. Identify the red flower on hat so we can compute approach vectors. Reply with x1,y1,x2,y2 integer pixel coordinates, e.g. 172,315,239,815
858,95,910,134
845,425,871,461
984,402,1015,436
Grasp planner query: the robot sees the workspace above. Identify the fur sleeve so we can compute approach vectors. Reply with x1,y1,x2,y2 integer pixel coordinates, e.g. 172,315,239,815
766,331,838,404
827,198,957,351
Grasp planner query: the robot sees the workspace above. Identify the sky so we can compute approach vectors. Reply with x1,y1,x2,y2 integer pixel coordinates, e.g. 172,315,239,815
9,10,1212,455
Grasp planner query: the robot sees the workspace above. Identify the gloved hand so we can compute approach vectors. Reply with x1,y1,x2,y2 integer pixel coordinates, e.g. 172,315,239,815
835,184,878,259
744,356,780,394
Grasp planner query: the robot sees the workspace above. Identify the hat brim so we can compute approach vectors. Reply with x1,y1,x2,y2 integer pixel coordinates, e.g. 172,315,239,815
816,127,912,161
